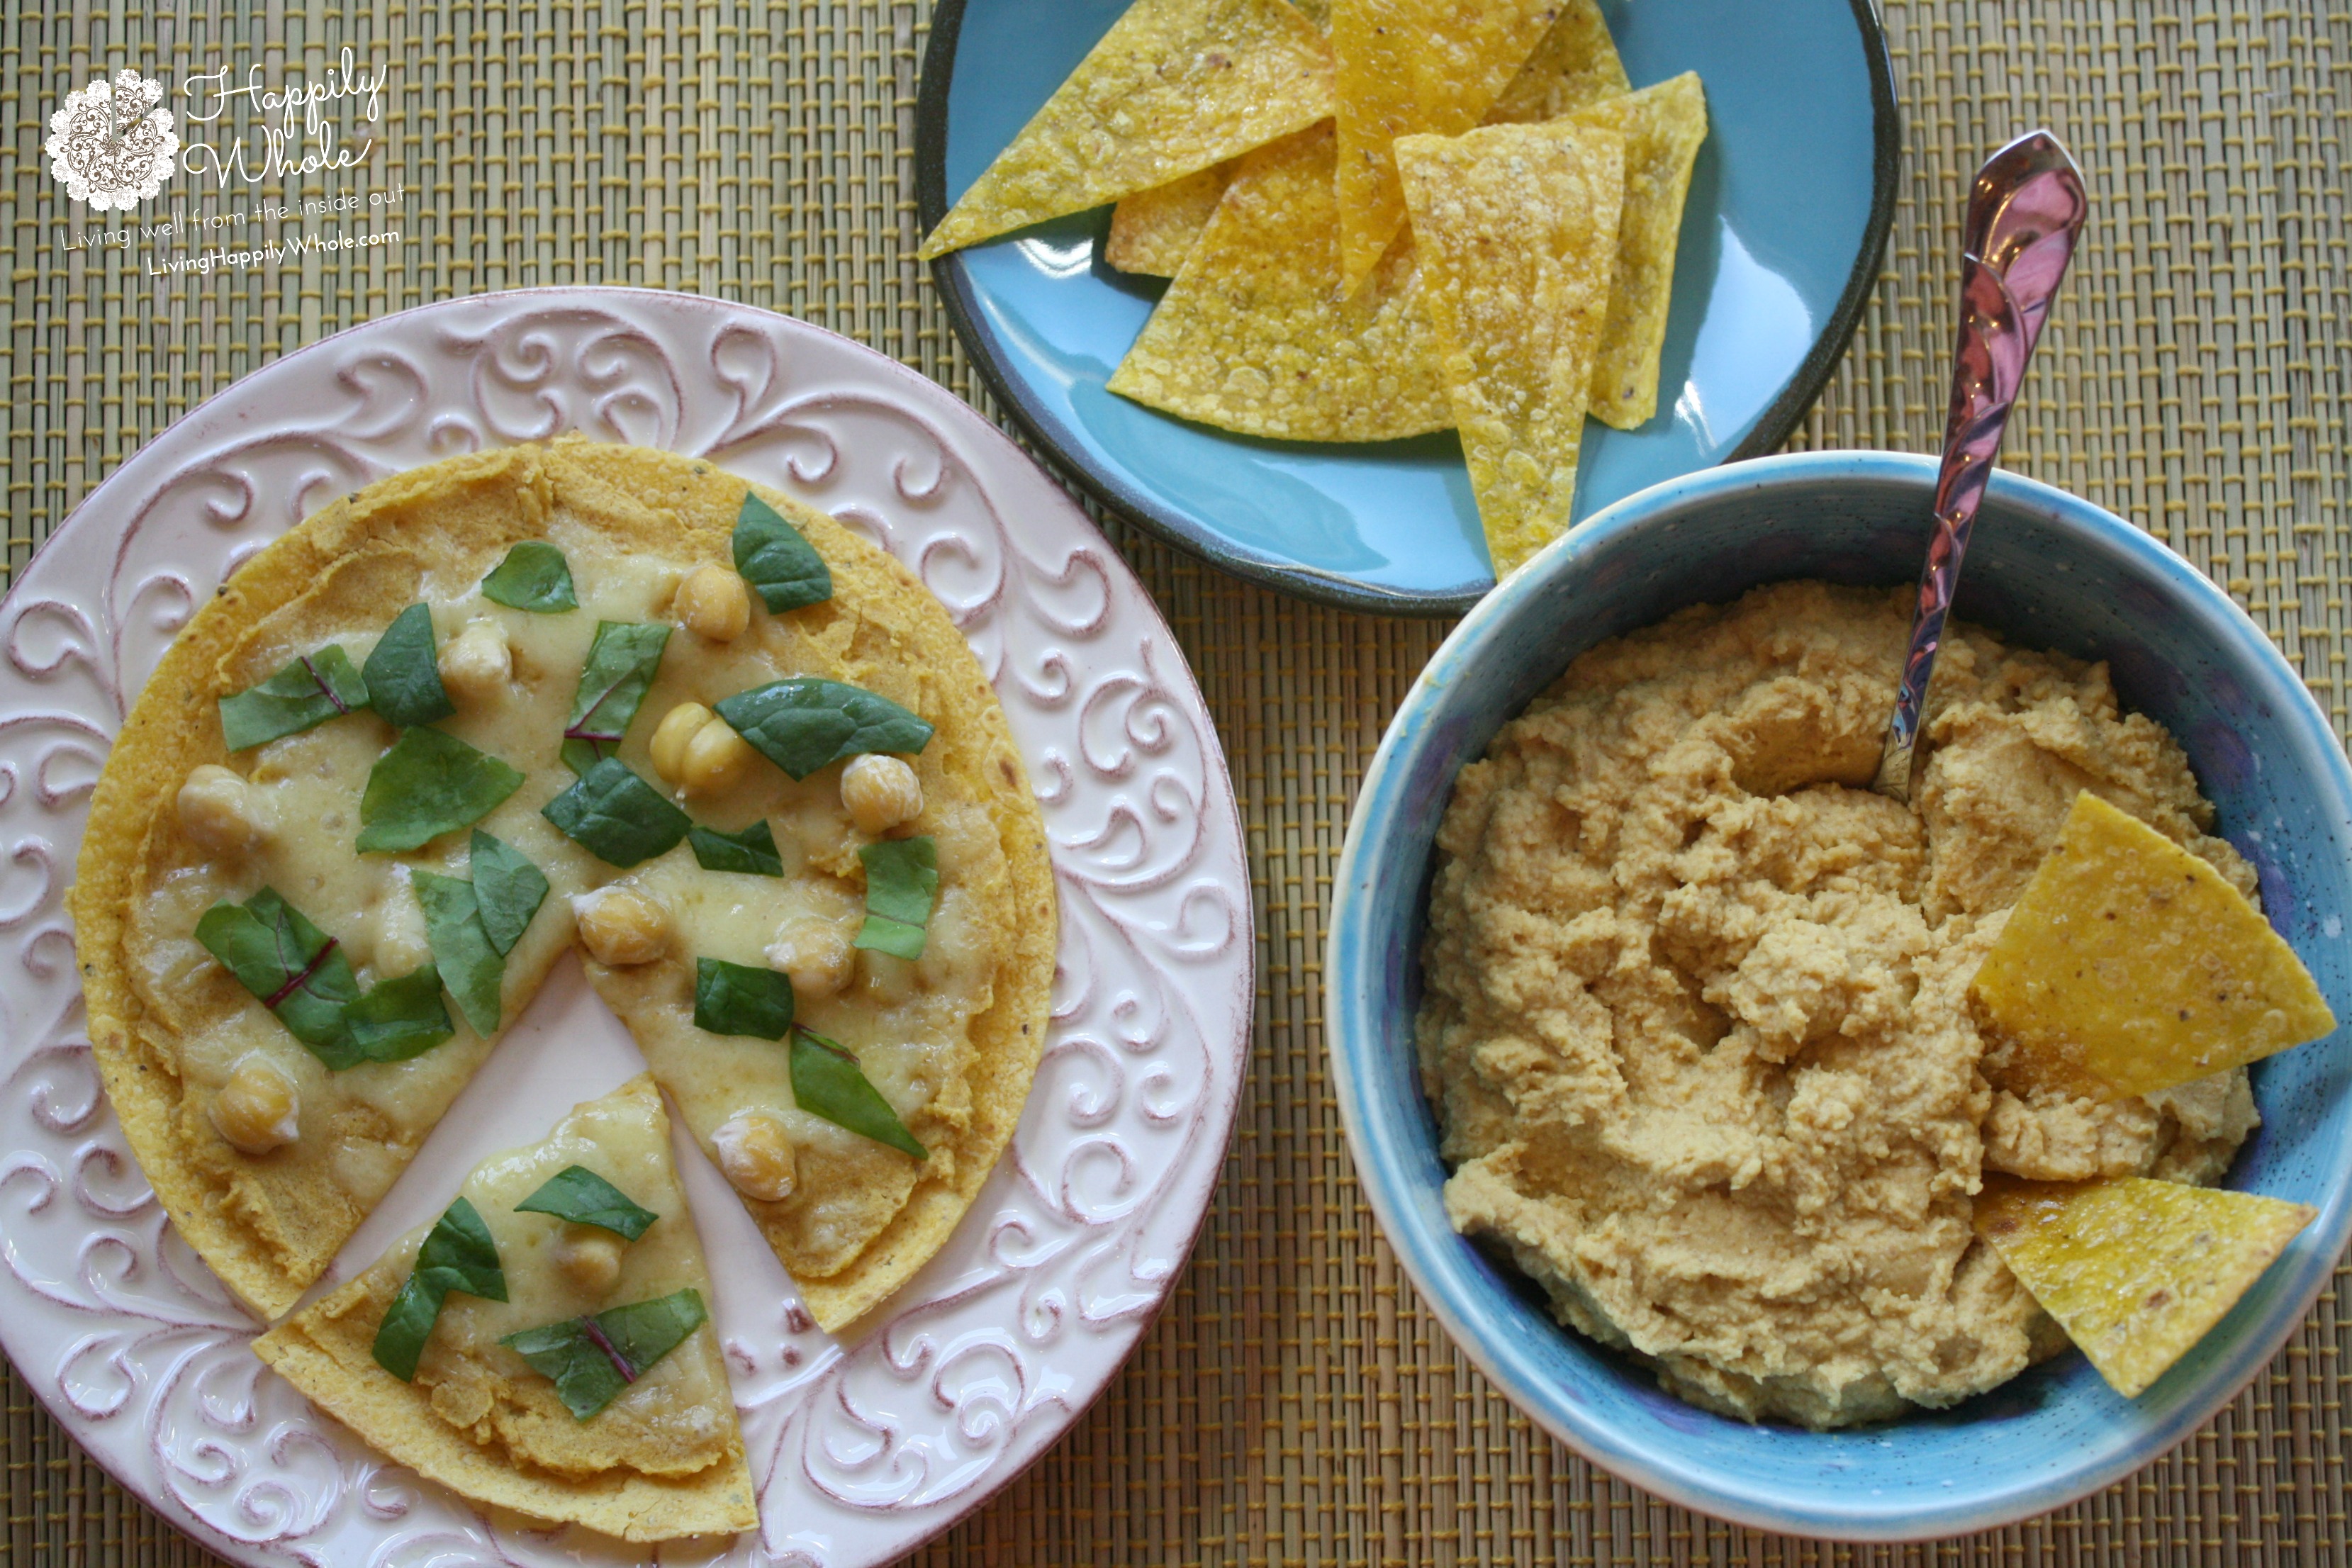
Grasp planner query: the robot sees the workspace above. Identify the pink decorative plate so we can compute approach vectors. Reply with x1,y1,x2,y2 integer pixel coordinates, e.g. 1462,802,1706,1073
0,289,1251,1567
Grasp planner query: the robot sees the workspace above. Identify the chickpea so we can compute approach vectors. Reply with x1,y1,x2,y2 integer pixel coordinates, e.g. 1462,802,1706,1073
712,1111,797,1202
675,565,752,642
650,702,714,785
766,915,853,999
572,886,672,966
840,754,924,836
210,1055,299,1155
370,879,434,977
438,619,512,704
678,719,753,795
551,1227,625,1299
177,765,269,856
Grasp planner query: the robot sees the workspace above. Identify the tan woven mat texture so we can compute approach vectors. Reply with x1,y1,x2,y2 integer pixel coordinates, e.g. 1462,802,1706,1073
5,0,2351,1561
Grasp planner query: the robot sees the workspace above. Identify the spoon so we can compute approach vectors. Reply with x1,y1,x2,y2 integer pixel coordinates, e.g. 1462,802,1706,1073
1874,130,2089,801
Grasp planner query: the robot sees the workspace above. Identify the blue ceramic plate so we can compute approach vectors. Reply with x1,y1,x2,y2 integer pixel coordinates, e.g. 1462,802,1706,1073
1327,452,2352,1538
915,0,1900,613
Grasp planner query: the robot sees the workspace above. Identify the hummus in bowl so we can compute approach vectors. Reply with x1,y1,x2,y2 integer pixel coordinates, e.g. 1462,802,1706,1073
1419,580,2255,1428
1326,452,2352,1539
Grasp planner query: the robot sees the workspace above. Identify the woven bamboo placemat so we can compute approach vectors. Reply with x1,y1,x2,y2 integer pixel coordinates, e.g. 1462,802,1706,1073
4,1,2348,1561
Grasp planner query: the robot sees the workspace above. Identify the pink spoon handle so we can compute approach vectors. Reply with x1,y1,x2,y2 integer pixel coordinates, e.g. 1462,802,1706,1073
1876,130,2088,801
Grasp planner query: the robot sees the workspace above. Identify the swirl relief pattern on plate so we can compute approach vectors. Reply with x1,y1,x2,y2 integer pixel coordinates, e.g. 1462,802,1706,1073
0,290,1252,1568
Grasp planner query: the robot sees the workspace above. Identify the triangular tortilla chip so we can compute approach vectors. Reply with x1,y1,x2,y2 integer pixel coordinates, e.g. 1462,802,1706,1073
254,1076,758,1542
1484,0,1630,126
1331,0,1562,295
1104,162,1233,276
1569,73,1709,430
1395,121,1627,578
1107,121,1452,442
1971,792,2338,1098
1976,1176,2315,1397
917,0,1334,259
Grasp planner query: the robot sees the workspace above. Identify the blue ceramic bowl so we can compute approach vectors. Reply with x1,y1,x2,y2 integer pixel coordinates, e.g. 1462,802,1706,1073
916,0,1898,614
1327,450,2352,1540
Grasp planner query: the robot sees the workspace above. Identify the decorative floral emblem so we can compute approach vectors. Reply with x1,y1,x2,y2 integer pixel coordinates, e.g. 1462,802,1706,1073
45,71,178,211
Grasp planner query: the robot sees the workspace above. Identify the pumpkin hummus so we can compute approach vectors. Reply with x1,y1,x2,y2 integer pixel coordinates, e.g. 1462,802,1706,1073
1417,581,2259,1428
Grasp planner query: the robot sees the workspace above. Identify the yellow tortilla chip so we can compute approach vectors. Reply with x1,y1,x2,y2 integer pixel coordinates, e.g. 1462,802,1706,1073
1331,0,1562,295
1976,1176,2314,1397
1972,792,2337,1098
917,0,1333,259
1394,121,1627,578
1484,0,1631,125
1106,122,1452,442
1568,73,1710,430
1104,162,1232,276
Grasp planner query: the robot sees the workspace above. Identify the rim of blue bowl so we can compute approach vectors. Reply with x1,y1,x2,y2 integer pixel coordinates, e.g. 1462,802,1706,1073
1327,448,2352,1540
912,0,1903,617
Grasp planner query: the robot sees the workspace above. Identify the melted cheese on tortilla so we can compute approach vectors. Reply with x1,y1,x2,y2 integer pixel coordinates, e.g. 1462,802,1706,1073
139,524,991,1272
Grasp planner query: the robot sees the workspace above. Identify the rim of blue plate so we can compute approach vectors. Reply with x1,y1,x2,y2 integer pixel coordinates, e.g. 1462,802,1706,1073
914,0,1905,617
1326,449,2352,1539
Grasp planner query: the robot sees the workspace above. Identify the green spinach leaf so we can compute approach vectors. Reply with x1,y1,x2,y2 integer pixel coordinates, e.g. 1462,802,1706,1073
853,836,938,960
356,728,526,853
344,963,454,1060
469,831,549,956
360,604,455,729
790,1028,926,1158
194,889,362,1063
541,758,690,867
514,1165,658,1240
372,1196,508,1381
415,871,505,1036
732,491,832,614
560,622,671,776
481,542,578,612
687,819,783,878
218,646,369,751
712,680,934,780
693,958,795,1039
500,1289,708,1419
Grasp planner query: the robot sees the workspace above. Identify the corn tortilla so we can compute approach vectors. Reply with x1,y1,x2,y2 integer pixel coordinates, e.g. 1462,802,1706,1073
917,0,1333,259
1106,121,1452,442
1396,121,1627,578
72,438,1055,1332
1971,790,2335,1099
1976,1176,2316,1397
1569,73,1710,430
1104,162,1233,277
254,1075,758,1541
1484,0,1630,126
1330,0,1562,296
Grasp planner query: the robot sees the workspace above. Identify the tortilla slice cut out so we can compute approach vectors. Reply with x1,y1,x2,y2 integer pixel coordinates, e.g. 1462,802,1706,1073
1395,120,1628,578
1331,0,1562,295
1104,162,1233,276
1976,1176,2315,1397
1484,0,1630,127
253,1075,758,1542
1971,791,2337,1098
1106,121,1452,442
916,0,1333,259
1567,73,1710,430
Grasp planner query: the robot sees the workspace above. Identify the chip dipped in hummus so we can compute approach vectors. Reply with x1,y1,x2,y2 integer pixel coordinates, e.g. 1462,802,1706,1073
71,437,1057,1370
1416,581,2329,1427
